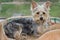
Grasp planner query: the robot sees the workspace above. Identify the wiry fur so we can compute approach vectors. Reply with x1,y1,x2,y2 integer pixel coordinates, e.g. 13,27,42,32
31,1,51,34
4,17,34,39
0,21,15,40
3,1,52,40
1,1,60,40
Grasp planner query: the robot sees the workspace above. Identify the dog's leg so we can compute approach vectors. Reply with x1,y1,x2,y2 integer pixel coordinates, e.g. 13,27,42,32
14,24,23,40
14,31,21,40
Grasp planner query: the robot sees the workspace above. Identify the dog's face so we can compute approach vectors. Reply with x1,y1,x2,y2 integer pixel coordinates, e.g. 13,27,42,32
31,1,51,24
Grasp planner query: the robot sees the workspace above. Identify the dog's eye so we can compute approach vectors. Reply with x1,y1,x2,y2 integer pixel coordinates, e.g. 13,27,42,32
43,12,45,14
36,12,39,14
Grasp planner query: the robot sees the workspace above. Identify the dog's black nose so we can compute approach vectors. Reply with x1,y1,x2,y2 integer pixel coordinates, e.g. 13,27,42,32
40,17,43,20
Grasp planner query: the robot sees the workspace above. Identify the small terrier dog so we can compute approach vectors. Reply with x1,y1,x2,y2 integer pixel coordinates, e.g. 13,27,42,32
31,1,51,34
3,1,51,40
1,1,60,40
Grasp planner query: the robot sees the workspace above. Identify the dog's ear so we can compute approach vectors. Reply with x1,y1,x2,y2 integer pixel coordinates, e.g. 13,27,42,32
44,1,51,8
43,1,51,11
31,1,38,10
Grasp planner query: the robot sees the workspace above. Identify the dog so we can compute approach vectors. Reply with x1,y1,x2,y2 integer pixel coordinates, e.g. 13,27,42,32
2,1,60,40
31,1,51,34
3,1,51,40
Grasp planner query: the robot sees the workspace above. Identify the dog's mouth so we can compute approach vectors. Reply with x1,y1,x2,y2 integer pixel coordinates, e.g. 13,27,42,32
36,19,45,24
40,19,45,22
41,20,45,23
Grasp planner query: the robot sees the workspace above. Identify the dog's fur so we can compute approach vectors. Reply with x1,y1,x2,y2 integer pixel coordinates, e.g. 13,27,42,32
0,21,15,40
2,1,60,40
31,1,51,34
4,17,35,38
3,1,52,40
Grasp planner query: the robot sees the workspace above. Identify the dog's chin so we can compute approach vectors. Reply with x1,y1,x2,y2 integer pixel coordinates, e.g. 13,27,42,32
40,20,45,23
36,20,45,24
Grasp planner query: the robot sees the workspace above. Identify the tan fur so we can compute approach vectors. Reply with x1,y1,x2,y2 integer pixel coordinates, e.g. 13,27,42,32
31,0,37,9
37,29,60,40
14,31,21,40
31,1,52,35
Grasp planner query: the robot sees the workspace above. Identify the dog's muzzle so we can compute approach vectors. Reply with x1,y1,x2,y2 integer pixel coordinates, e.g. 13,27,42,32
40,17,43,20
